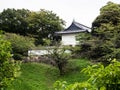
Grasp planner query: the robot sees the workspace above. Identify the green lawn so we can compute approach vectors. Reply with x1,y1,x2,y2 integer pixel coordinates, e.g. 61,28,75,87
7,58,91,90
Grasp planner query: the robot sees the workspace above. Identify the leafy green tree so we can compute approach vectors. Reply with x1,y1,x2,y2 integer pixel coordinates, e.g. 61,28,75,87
0,8,65,45
81,2,120,62
0,8,31,35
27,9,65,45
92,2,120,29
92,2,120,42
90,24,115,60
0,32,20,89
48,46,71,75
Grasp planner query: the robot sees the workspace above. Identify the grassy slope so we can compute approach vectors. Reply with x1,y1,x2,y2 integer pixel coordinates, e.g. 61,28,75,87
7,58,91,90
59,59,90,84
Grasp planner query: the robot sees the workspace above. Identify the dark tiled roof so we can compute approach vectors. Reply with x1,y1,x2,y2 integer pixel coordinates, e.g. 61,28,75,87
56,20,91,34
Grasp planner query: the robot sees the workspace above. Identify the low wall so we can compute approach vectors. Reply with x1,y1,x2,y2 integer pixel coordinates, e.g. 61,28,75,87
28,49,71,56
28,50,50,56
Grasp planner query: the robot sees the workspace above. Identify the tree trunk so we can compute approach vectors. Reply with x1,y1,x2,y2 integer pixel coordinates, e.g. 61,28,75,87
58,63,64,75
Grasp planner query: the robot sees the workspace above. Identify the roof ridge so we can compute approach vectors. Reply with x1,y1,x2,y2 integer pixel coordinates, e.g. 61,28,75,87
55,20,91,34
73,21,91,29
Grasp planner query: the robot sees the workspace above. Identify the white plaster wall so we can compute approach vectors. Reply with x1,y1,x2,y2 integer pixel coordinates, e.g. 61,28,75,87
61,34,78,46
28,49,71,56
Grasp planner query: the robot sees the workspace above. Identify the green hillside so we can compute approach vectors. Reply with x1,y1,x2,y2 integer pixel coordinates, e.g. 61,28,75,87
7,59,90,90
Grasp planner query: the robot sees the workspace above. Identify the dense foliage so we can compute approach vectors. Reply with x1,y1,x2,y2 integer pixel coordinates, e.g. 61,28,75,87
0,9,30,35
48,46,71,75
92,2,120,28
54,59,120,90
76,2,120,63
91,2,120,62
27,9,65,45
4,33,35,60
0,8,65,45
0,32,20,89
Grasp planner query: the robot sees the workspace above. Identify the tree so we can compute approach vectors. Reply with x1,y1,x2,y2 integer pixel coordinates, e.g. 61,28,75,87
0,8,65,45
27,9,65,45
85,2,120,62
48,46,71,75
91,2,120,45
0,8,31,35
0,31,20,89
92,2,120,29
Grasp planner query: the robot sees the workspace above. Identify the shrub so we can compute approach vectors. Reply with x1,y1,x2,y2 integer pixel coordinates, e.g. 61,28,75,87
82,59,120,89
48,46,71,75
4,33,35,60
0,32,20,89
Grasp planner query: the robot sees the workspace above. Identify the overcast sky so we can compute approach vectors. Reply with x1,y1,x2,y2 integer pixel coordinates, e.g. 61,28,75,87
0,0,120,27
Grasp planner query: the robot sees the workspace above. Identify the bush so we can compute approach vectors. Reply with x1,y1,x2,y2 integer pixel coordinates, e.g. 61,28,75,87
82,59,120,89
0,33,20,89
4,33,35,60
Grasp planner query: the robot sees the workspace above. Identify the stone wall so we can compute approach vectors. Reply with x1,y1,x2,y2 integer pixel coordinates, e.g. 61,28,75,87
23,55,56,66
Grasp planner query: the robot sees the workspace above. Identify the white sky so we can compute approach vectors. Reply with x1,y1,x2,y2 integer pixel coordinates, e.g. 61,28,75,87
0,0,120,27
